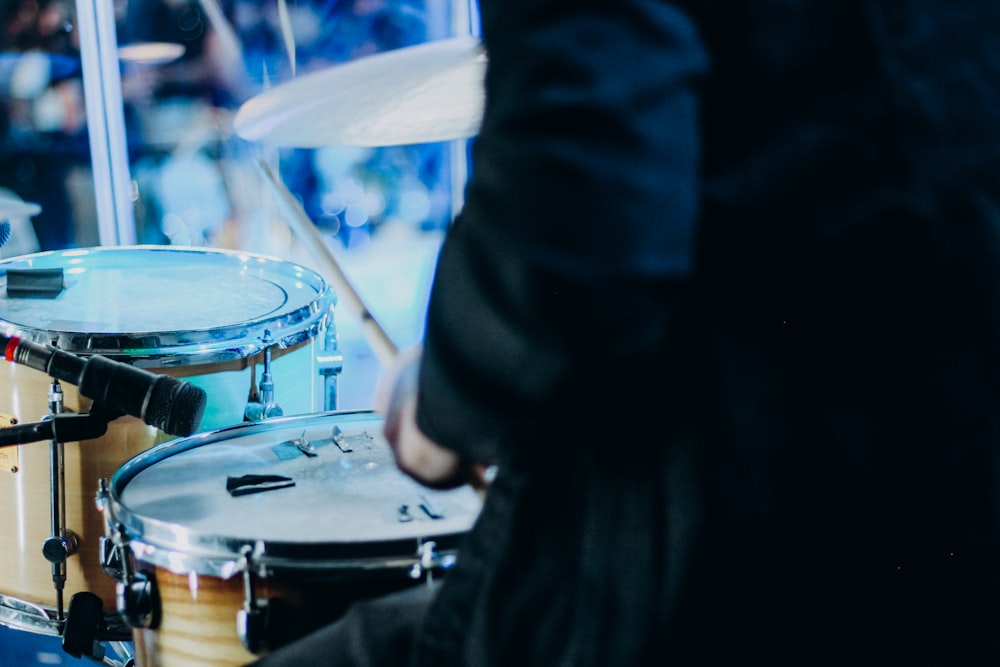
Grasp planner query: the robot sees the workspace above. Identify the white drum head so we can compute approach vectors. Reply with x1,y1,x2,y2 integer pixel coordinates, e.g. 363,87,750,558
107,411,483,575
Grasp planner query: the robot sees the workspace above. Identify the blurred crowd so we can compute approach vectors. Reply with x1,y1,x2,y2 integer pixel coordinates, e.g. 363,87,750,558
0,0,461,256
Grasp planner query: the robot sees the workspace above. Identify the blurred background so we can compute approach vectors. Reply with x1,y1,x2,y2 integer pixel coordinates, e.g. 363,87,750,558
0,0,476,663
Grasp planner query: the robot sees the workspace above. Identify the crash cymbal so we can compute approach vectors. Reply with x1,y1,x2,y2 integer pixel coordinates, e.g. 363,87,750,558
0,197,40,219
233,35,485,147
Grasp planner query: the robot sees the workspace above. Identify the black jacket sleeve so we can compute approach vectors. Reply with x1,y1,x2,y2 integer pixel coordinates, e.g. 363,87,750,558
414,0,709,465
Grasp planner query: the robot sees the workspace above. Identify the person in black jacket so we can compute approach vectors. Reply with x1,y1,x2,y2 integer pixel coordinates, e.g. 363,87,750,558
252,1,1000,665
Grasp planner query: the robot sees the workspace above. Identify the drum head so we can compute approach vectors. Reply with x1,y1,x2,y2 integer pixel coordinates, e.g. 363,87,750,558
107,411,483,575
0,246,334,366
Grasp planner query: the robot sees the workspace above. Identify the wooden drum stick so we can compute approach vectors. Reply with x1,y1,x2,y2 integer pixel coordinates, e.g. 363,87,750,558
255,158,399,366
258,159,493,498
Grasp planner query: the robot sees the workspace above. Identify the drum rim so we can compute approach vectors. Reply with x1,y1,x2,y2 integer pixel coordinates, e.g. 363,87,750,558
0,593,63,636
0,593,131,639
104,410,479,578
0,245,335,366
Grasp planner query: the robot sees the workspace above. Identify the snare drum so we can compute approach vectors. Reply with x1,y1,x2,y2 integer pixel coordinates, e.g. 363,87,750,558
99,410,482,667
0,246,337,635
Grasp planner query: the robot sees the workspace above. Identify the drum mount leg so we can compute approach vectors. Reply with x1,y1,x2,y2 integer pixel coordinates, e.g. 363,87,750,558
244,332,284,422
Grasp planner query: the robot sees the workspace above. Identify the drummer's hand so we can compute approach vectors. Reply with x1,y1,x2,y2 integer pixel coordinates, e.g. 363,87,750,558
375,345,469,490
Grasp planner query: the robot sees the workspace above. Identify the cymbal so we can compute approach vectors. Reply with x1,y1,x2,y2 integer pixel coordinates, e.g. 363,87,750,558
0,197,40,219
233,35,485,148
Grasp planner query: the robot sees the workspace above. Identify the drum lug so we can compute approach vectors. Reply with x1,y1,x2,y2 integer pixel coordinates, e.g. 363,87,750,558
236,601,272,655
116,572,159,630
408,540,439,580
107,522,160,630
97,480,126,581
236,543,272,654
98,535,125,581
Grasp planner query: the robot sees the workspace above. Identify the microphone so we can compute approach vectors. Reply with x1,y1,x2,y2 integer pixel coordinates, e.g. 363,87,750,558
0,221,11,248
2,335,207,437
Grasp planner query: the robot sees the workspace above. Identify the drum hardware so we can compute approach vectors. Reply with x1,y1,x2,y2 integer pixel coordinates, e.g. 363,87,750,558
317,324,344,415
54,511,136,664
0,394,135,663
0,594,63,636
115,550,159,631
410,540,447,581
417,496,445,521
0,383,124,623
2,335,209,437
236,543,271,654
244,330,284,422
331,425,358,453
61,591,136,666
0,402,124,447
286,431,317,458
0,247,337,647
45,379,73,624
95,484,159,631
95,479,125,582
96,411,482,667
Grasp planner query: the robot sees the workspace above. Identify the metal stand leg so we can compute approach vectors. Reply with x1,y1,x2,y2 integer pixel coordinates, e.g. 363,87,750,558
41,380,78,622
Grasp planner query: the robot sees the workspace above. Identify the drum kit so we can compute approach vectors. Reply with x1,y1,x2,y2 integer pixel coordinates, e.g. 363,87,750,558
0,35,486,667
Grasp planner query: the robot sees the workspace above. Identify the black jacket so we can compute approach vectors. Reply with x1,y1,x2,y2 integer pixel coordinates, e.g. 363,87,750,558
414,1,1000,664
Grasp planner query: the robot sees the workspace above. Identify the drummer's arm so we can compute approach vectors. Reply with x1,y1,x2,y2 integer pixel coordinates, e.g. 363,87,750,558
375,345,487,491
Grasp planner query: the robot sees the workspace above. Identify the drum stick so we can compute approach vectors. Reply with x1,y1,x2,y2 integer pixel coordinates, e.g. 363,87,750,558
255,158,399,366
257,159,492,498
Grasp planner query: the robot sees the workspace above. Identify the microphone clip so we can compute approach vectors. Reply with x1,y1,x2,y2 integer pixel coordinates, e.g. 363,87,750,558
0,403,125,447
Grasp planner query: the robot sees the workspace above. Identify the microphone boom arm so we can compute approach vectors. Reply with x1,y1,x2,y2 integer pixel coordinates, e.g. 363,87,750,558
0,403,124,447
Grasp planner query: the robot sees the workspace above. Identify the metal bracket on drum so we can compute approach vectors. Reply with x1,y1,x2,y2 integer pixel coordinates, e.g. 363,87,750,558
96,478,156,647
317,319,344,411
236,542,273,654
114,534,159,630
96,479,125,583
408,540,451,582
244,330,284,422
94,493,159,631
